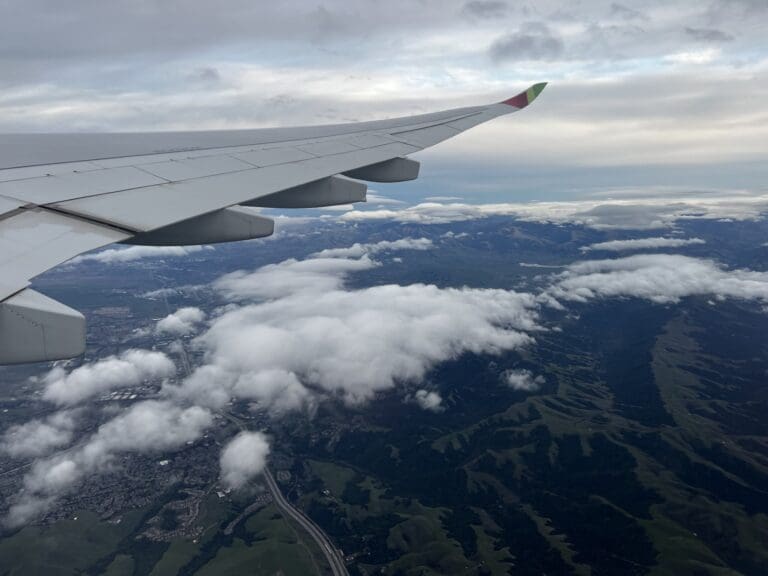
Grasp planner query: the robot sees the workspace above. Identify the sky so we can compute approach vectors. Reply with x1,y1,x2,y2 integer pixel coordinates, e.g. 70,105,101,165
0,0,766,198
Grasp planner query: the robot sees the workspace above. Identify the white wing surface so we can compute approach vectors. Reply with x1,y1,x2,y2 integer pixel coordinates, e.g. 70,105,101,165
0,83,547,364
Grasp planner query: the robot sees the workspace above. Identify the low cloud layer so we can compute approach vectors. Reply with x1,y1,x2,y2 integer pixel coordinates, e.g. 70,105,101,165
42,350,176,406
219,431,271,489
310,237,433,259
2,411,78,459
341,194,768,230
581,237,706,252
69,246,212,265
549,254,768,304
7,401,212,527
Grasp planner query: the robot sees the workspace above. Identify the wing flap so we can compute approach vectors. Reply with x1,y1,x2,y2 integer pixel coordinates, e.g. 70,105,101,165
0,208,129,300
0,288,86,364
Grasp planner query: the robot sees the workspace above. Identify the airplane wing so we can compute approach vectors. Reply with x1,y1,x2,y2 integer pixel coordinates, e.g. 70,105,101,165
0,83,547,364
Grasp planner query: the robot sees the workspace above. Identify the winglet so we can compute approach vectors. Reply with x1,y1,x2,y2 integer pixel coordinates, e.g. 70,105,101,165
501,82,548,109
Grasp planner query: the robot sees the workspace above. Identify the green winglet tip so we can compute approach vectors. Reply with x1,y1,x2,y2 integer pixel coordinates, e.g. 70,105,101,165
531,82,548,97
501,82,548,108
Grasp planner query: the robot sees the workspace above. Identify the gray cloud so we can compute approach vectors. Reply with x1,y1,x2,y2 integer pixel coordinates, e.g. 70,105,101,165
685,26,734,42
608,3,648,21
219,431,270,489
490,23,564,62
463,0,509,19
188,66,222,84
0,0,764,181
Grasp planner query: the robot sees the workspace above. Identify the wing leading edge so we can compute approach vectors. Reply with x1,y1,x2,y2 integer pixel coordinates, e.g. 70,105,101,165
0,83,547,364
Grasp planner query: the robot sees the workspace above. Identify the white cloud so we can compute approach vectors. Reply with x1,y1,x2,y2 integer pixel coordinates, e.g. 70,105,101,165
581,237,706,252
141,285,208,300
6,400,212,527
340,195,768,230
504,369,544,391
442,231,470,239
310,237,433,259
42,350,176,406
69,245,212,265
219,431,270,489
549,254,768,304
214,256,377,301
413,389,443,412
156,307,207,336
2,411,78,458
170,238,543,408
367,193,406,205
179,282,540,407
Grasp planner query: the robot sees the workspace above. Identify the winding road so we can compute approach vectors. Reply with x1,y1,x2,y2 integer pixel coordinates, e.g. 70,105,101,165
263,467,350,576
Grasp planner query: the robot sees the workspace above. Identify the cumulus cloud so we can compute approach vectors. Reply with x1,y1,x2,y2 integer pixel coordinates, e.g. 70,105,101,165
549,254,768,304
2,411,78,458
168,239,542,408
341,194,768,230
219,431,271,489
6,400,212,527
412,390,444,412
178,282,540,407
156,307,207,336
214,256,377,301
310,237,433,259
581,237,706,252
42,350,176,406
504,369,544,391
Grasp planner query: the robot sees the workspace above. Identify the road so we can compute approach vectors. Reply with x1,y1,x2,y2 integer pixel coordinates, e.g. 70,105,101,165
158,293,347,576
263,467,350,576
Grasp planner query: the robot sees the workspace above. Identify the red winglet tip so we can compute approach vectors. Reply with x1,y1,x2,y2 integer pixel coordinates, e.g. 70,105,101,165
501,82,547,108
501,91,529,108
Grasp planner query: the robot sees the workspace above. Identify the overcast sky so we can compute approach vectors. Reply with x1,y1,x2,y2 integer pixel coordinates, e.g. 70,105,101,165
1,0,766,196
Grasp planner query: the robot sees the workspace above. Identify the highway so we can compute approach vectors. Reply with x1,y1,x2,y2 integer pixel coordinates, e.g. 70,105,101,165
263,467,350,576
